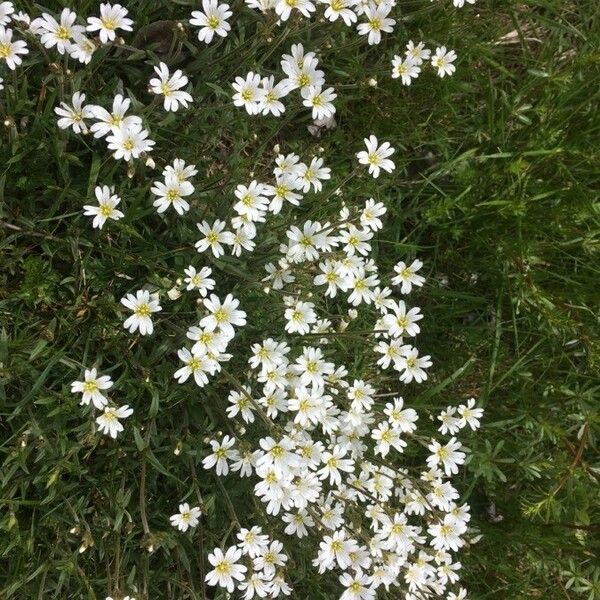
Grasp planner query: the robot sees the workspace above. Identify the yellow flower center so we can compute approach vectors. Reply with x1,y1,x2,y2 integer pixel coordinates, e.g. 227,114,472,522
0,43,11,59
331,0,345,10
214,308,227,323
406,357,417,368
136,303,151,317
101,17,117,30
188,357,202,372
166,188,179,202
160,83,173,97
99,203,113,217
215,561,231,575
396,317,408,329
84,381,98,393
298,73,310,87
56,26,71,41
367,152,380,165
207,15,220,29
270,445,284,458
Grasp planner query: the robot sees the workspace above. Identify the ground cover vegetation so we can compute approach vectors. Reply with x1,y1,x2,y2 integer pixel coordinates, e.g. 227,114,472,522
0,0,598,599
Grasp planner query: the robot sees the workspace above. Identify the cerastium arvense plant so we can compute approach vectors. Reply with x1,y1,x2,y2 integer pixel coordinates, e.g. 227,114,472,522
1,1,485,598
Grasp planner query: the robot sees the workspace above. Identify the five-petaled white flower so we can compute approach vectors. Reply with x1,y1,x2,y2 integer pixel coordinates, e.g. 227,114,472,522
83,185,124,229
55,91,95,134
106,123,155,161
121,289,162,335
205,546,247,593
86,3,133,43
190,0,232,44
431,46,457,78
170,503,202,531
32,8,85,54
356,135,395,178
0,25,28,70
96,404,133,438
149,62,193,112
71,368,113,409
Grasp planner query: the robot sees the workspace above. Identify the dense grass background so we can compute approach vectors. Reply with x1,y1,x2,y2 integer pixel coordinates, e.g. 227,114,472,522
1,0,599,598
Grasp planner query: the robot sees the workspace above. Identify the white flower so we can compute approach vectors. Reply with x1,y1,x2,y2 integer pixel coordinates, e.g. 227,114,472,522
275,0,316,21
382,300,423,337
190,0,232,44
89,94,142,138
438,406,462,435
195,219,234,257
360,199,386,231
427,437,466,476
174,348,218,386
233,180,269,222
232,71,265,115
296,157,331,193
121,289,162,335
237,526,270,557
0,25,28,69
151,174,194,215
96,405,133,438
201,293,246,337
55,91,94,134
86,3,133,43
396,347,432,383
280,46,325,93
301,85,337,120
431,46,457,78
106,123,155,161
170,503,202,531
183,265,215,295
149,62,193,111
391,259,425,294
71,368,113,409
205,546,247,593
258,75,288,117
391,55,420,85
323,0,357,26
202,435,237,475
186,326,230,356
315,530,359,572
68,34,96,64
253,540,288,576
0,2,14,27
458,398,484,430
428,514,467,551
284,300,316,334
454,0,476,6
83,185,124,229
357,5,395,46
164,158,198,182
356,135,395,178
405,40,431,65
264,175,303,214
32,8,84,54
339,571,375,600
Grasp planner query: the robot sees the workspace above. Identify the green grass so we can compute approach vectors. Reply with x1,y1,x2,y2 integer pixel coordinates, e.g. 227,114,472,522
1,0,599,598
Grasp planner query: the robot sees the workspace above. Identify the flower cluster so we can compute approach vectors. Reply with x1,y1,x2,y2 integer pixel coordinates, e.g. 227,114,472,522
392,41,457,85
71,368,133,439
1,2,483,598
